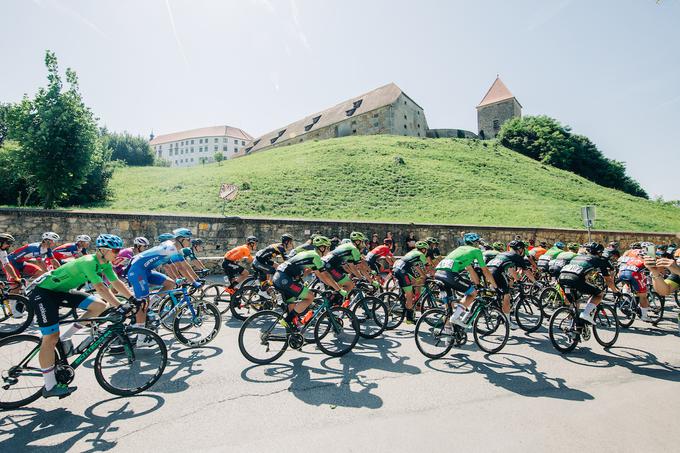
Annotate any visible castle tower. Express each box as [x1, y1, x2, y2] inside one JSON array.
[[476, 76, 521, 139]]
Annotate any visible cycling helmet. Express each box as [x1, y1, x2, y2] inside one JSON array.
[[463, 232, 481, 244], [191, 238, 204, 246], [584, 242, 604, 255], [415, 241, 429, 250], [42, 232, 60, 241], [173, 228, 192, 239], [157, 233, 175, 242], [567, 242, 580, 251], [554, 241, 565, 249], [349, 231, 366, 242], [508, 240, 526, 250], [133, 236, 150, 246], [492, 241, 505, 252], [630, 242, 641, 249], [95, 234, 124, 249], [640, 241, 655, 248], [0, 233, 15, 244], [313, 236, 331, 248], [246, 235, 258, 244], [340, 238, 352, 244], [281, 233, 294, 243], [75, 235, 91, 243], [426, 236, 439, 244]]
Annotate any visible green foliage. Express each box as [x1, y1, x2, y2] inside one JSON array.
[[497, 115, 648, 198], [0, 103, 11, 147], [213, 152, 224, 165], [0, 140, 38, 206], [456, 129, 465, 139], [155, 158, 171, 167], [72, 135, 679, 232], [65, 142, 114, 205], [6, 51, 103, 207], [100, 129, 154, 166]]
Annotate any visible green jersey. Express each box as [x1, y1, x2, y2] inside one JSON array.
[[394, 249, 427, 272], [37, 254, 118, 292], [437, 246, 486, 273], [278, 250, 324, 278]]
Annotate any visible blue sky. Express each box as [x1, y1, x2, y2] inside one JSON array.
[[2, 0, 679, 199]]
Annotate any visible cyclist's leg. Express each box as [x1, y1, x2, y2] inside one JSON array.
[[273, 272, 308, 327]]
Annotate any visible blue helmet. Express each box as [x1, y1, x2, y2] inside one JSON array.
[[95, 234, 124, 249], [463, 232, 481, 244], [555, 241, 565, 249], [173, 228, 192, 239], [157, 233, 175, 242]]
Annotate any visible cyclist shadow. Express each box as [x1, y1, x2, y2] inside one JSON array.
[[0, 394, 164, 452], [426, 352, 594, 401], [151, 346, 223, 394]]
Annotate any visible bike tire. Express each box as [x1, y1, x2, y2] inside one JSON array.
[[200, 284, 232, 315], [0, 334, 48, 409], [414, 308, 455, 359], [314, 306, 359, 357], [615, 294, 636, 328], [0, 295, 35, 338], [380, 291, 404, 330], [473, 306, 509, 354], [592, 304, 619, 348], [352, 296, 388, 339], [172, 301, 222, 347], [230, 286, 268, 321], [94, 327, 168, 396], [648, 292, 665, 326], [514, 295, 543, 333], [538, 286, 563, 317], [158, 294, 181, 331], [238, 310, 289, 364], [548, 307, 579, 354]]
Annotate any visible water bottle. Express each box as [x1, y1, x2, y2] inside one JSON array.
[[301, 310, 314, 324], [74, 335, 94, 354]]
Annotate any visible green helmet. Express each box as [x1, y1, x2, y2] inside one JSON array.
[[349, 231, 365, 242], [415, 241, 429, 250], [492, 241, 505, 251], [426, 236, 439, 244], [312, 236, 331, 248], [567, 242, 580, 251]]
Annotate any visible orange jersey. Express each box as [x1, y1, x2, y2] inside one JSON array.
[[622, 249, 642, 259], [529, 247, 547, 259], [224, 244, 253, 262]]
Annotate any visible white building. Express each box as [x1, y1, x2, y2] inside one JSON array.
[[150, 125, 253, 167]]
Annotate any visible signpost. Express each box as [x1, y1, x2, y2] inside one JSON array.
[[219, 183, 239, 216], [581, 205, 596, 242]]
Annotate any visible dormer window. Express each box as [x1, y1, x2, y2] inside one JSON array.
[[346, 99, 363, 117], [304, 115, 322, 132]]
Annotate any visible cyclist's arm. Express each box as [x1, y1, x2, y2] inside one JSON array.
[[465, 265, 481, 285], [109, 279, 133, 300], [93, 282, 124, 307], [314, 270, 341, 292], [176, 259, 199, 283], [481, 267, 497, 288]]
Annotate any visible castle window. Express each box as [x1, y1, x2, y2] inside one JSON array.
[[404, 115, 407, 120], [373, 122, 379, 127], [493, 119, 500, 130], [304, 115, 322, 131], [417, 124, 421, 128], [404, 125, 407, 129], [373, 113, 379, 118], [353, 99, 362, 109], [352, 129, 357, 134]]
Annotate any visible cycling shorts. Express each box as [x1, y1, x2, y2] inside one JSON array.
[[272, 271, 308, 302], [252, 259, 275, 281], [222, 260, 244, 279], [394, 268, 414, 292], [29, 287, 97, 335], [488, 267, 511, 295], [558, 272, 603, 296], [618, 270, 648, 294], [327, 266, 350, 285], [127, 264, 169, 299], [434, 270, 475, 296]]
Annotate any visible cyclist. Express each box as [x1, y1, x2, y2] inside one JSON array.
[[392, 240, 429, 324], [273, 236, 345, 329], [52, 235, 91, 263], [28, 234, 134, 399], [535, 241, 564, 275], [548, 242, 580, 278], [0, 233, 20, 286], [617, 246, 653, 322], [483, 241, 505, 263], [365, 238, 395, 274], [288, 235, 317, 258], [557, 242, 619, 324], [252, 234, 295, 299], [155, 233, 179, 279], [183, 238, 207, 272], [222, 236, 258, 288], [486, 240, 536, 327], [425, 237, 441, 268], [114, 236, 150, 280], [528, 241, 548, 263], [7, 232, 61, 278], [322, 231, 372, 294], [435, 232, 497, 328]]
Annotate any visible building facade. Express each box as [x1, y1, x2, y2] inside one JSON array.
[[242, 83, 428, 155], [150, 125, 253, 167], [476, 77, 522, 139]]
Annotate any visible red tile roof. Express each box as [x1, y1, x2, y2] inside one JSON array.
[[477, 77, 521, 108], [150, 125, 253, 145]]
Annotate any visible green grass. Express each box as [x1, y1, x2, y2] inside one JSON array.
[[81, 135, 679, 232]]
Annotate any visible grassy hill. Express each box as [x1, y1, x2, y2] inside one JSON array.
[[86, 135, 680, 232]]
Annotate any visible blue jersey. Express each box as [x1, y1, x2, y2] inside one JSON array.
[[128, 240, 184, 271], [8, 243, 53, 264]]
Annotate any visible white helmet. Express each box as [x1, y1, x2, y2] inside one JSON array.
[[75, 235, 91, 243], [133, 236, 150, 246], [42, 232, 60, 241]]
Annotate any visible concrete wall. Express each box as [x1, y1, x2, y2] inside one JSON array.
[[1, 209, 676, 258], [477, 99, 521, 139]]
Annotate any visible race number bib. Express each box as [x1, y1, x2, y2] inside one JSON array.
[[487, 258, 503, 268], [438, 259, 454, 269], [562, 264, 583, 274]]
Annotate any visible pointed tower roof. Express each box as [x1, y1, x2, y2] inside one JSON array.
[[477, 76, 521, 108]]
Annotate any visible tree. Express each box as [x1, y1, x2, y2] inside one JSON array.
[[498, 115, 648, 199], [0, 103, 11, 147], [7, 51, 103, 207], [213, 151, 224, 165], [101, 129, 155, 166], [0, 140, 38, 206]]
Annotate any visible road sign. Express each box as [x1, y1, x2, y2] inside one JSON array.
[[219, 183, 239, 201], [581, 205, 596, 241]]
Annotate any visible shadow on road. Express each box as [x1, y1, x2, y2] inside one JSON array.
[[151, 345, 224, 394], [0, 394, 164, 452]]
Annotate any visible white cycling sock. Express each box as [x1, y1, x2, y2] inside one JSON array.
[[42, 366, 57, 390], [640, 307, 649, 317], [61, 323, 83, 341], [452, 304, 465, 320], [582, 302, 596, 318]]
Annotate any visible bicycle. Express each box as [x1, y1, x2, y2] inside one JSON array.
[[0, 281, 34, 338], [609, 290, 663, 328], [506, 282, 544, 333], [380, 278, 441, 330], [548, 287, 619, 353], [238, 289, 359, 364], [414, 288, 509, 358], [344, 279, 388, 339], [0, 306, 167, 409]]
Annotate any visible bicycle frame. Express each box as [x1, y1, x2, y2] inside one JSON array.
[[151, 286, 198, 323]]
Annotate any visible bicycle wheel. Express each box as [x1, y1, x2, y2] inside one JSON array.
[[158, 294, 181, 331], [314, 306, 359, 357], [380, 291, 404, 330], [414, 308, 455, 359], [514, 295, 543, 333], [592, 304, 619, 348], [95, 327, 167, 396], [200, 284, 232, 315], [352, 296, 388, 339], [473, 306, 509, 354], [230, 286, 268, 321], [238, 310, 288, 364], [0, 334, 46, 409], [172, 301, 222, 347], [648, 292, 665, 326], [615, 294, 635, 328], [0, 295, 34, 338], [538, 287, 563, 316], [548, 307, 579, 353]]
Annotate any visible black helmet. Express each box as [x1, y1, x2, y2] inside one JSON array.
[[191, 238, 204, 246], [584, 242, 604, 255], [508, 240, 526, 250], [281, 233, 293, 243], [246, 236, 258, 244]]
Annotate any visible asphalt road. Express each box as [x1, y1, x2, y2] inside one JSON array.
[[1, 301, 679, 453]]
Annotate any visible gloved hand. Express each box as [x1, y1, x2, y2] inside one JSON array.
[[116, 303, 132, 315], [371, 280, 381, 289], [339, 289, 348, 298], [191, 280, 203, 289], [175, 278, 185, 286]]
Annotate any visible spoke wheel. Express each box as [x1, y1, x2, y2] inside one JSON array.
[[592, 304, 619, 348], [0, 295, 34, 338], [473, 306, 509, 354], [172, 302, 222, 347], [615, 294, 636, 328], [230, 287, 268, 321], [538, 286, 564, 317], [314, 307, 359, 357], [0, 334, 46, 409], [380, 291, 404, 330], [200, 284, 232, 315], [548, 307, 580, 353], [647, 292, 665, 326], [414, 308, 455, 359], [352, 296, 388, 339], [514, 295, 543, 333], [238, 310, 288, 364]]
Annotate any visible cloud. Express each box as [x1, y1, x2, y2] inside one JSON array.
[[290, 0, 310, 49], [527, 0, 572, 31], [251, 0, 276, 14], [33, 0, 109, 40], [165, 0, 189, 66]]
